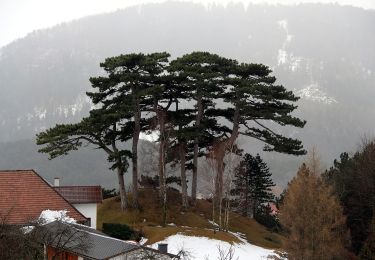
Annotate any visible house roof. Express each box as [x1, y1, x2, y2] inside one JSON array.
[[45, 221, 177, 260], [54, 186, 102, 204], [0, 170, 87, 225]]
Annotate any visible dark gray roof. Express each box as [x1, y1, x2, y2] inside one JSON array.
[[44, 221, 139, 260]]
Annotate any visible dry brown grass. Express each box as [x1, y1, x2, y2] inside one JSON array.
[[97, 188, 283, 249]]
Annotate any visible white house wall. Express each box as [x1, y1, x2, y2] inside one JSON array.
[[73, 203, 97, 229]]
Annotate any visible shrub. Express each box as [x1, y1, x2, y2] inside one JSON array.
[[102, 223, 143, 241], [254, 204, 281, 233]]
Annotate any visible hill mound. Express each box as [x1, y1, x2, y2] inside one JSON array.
[[97, 188, 283, 249]]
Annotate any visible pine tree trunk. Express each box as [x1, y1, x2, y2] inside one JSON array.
[[192, 95, 203, 204], [252, 200, 256, 219], [158, 110, 167, 226], [180, 143, 188, 210], [215, 106, 240, 228], [244, 173, 249, 217], [216, 153, 224, 230], [117, 166, 128, 211], [111, 130, 128, 211], [132, 93, 140, 208]]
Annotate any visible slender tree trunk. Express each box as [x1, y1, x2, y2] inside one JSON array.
[[244, 177, 249, 217], [224, 194, 230, 231], [158, 110, 167, 226], [216, 153, 224, 230], [192, 94, 203, 204], [132, 91, 141, 208], [212, 167, 216, 229], [212, 192, 216, 226], [219, 193, 223, 231], [180, 143, 188, 210]]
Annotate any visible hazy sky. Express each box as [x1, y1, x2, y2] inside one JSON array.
[[1, 0, 374, 48]]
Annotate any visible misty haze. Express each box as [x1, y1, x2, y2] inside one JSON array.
[[0, 1, 374, 259]]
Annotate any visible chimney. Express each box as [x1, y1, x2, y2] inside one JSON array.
[[54, 177, 60, 187], [158, 243, 168, 254]]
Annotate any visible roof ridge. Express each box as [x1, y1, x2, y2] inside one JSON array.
[[62, 221, 139, 245], [55, 185, 102, 188], [0, 169, 36, 173]]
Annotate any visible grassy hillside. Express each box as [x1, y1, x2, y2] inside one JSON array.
[[98, 188, 283, 249]]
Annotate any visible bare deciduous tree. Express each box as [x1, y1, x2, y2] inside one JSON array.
[[37, 221, 92, 260], [203, 245, 238, 260], [201, 150, 219, 228]]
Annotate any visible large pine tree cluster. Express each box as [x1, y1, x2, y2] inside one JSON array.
[[36, 51, 305, 226]]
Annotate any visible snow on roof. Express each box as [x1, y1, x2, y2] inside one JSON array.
[[39, 209, 77, 224]]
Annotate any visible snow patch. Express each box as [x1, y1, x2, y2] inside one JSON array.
[[151, 234, 277, 260], [277, 19, 293, 66], [53, 94, 92, 118], [277, 19, 288, 31], [277, 49, 287, 65], [296, 84, 338, 104], [21, 226, 35, 234], [140, 130, 159, 142], [276, 18, 303, 71], [290, 57, 302, 72], [139, 237, 148, 245], [34, 107, 47, 120]]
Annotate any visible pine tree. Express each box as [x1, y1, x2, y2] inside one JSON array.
[[231, 153, 275, 218], [251, 154, 275, 214], [168, 104, 195, 209], [37, 108, 132, 210], [165, 68, 196, 209], [211, 61, 306, 222], [279, 164, 348, 260], [37, 52, 169, 210], [87, 52, 170, 208], [169, 52, 233, 205], [323, 140, 375, 255]]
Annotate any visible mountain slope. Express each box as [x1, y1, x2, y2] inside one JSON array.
[[0, 2, 374, 185]]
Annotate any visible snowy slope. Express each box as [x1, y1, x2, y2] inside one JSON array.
[[151, 234, 278, 260]]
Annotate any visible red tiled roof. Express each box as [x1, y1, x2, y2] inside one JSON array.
[[0, 170, 87, 225], [54, 186, 102, 204]]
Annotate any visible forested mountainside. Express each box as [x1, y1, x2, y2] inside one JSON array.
[[0, 2, 374, 186]]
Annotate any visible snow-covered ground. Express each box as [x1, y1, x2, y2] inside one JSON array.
[[151, 233, 277, 260]]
